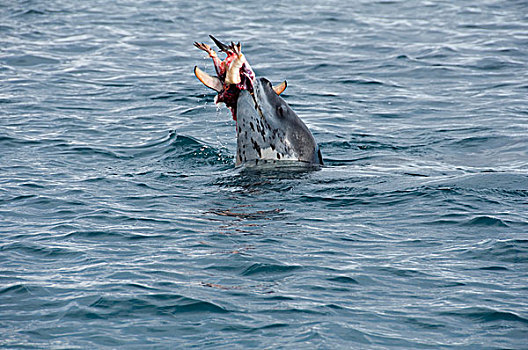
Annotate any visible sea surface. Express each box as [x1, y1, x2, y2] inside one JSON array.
[[1, 0, 527, 348]]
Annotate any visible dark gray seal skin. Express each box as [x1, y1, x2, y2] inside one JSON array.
[[235, 77, 323, 167]]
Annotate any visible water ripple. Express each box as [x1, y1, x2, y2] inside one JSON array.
[[1, 0, 527, 348]]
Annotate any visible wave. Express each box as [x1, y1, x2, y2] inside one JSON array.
[[1, 241, 83, 259], [441, 306, 528, 324], [241, 262, 301, 276], [88, 295, 229, 316], [461, 215, 509, 227], [161, 133, 232, 166], [458, 239, 528, 264]]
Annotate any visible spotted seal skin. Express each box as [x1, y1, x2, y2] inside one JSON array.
[[236, 78, 323, 166]]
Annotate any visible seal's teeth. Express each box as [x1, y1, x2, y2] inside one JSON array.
[[194, 66, 223, 92]]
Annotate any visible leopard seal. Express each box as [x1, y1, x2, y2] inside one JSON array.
[[194, 35, 323, 167]]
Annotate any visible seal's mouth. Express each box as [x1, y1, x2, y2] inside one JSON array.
[[194, 35, 287, 121]]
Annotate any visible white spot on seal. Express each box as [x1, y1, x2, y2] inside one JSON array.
[[260, 147, 297, 161]]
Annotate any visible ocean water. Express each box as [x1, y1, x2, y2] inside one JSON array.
[[1, 0, 528, 348]]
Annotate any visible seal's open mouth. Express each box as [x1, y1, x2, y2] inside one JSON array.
[[194, 35, 286, 121]]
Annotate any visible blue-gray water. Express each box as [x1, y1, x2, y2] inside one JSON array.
[[1, 0, 527, 348]]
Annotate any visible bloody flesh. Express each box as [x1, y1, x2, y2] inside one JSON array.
[[194, 36, 255, 121]]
